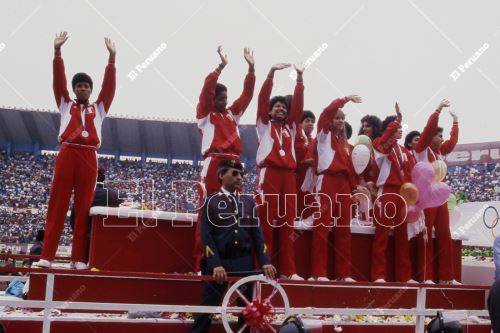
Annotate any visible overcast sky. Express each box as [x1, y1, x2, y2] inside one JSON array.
[[1, 0, 499, 144]]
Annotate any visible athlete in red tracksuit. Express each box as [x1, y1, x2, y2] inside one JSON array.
[[412, 107, 459, 283], [371, 108, 416, 282], [309, 95, 362, 281], [256, 63, 304, 279], [36, 32, 116, 269], [404, 99, 451, 283], [193, 47, 256, 271], [358, 115, 383, 222], [294, 111, 316, 220]]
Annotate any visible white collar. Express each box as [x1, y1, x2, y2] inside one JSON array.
[[221, 187, 237, 197]]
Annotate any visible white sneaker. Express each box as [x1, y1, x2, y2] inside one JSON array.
[[340, 277, 356, 282], [280, 274, 304, 280], [406, 279, 418, 284], [424, 280, 435, 285], [374, 278, 386, 283], [439, 279, 461, 285], [70, 262, 89, 270], [317, 277, 330, 282], [33, 259, 52, 268], [307, 277, 316, 281]]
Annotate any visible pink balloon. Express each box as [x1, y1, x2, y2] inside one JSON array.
[[401, 205, 422, 224], [417, 183, 451, 209], [412, 162, 435, 188]]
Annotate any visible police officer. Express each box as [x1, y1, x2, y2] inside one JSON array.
[[191, 159, 277, 333]]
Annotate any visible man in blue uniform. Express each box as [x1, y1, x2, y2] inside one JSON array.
[[191, 159, 277, 333]]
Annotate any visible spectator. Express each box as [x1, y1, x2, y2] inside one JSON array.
[[2, 150, 498, 246]]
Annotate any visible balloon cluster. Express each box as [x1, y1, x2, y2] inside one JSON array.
[[400, 161, 451, 223], [241, 298, 274, 330]]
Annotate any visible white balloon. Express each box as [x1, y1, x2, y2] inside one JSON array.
[[351, 144, 371, 175], [353, 135, 373, 150]]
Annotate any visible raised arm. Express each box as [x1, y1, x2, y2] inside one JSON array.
[[53, 31, 71, 108], [287, 63, 304, 126], [227, 48, 256, 119], [256, 63, 290, 124], [414, 99, 449, 153], [317, 95, 361, 134], [96, 37, 116, 113], [374, 118, 400, 154], [196, 46, 227, 119], [440, 110, 459, 155]]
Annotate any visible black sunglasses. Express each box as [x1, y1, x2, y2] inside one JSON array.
[[231, 170, 244, 177]]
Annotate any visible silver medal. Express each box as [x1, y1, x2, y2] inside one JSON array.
[[279, 149, 285, 157], [81, 130, 89, 138]]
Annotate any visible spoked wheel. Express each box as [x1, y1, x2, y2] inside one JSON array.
[[221, 275, 290, 333]]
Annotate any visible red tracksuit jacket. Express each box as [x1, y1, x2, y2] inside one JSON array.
[[373, 119, 414, 190], [53, 55, 115, 148], [256, 77, 304, 170], [314, 97, 356, 187], [196, 68, 255, 158], [295, 126, 314, 174], [414, 120, 459, 163]]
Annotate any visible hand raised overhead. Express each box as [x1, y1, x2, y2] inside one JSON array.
[[395, 102, 402, 121], [54, 31, 69, 49], [243, 47, 255, 68], [271, 63, 291, 71], [217, 46, 228, 68], [436, 99, 450, 112], [104, 37, 116, 55], [346, 95, 363, 103]]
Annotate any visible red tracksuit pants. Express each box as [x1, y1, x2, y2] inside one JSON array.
[[256, 166, 297, 276], [371, 186, 412, 282], [418, 203, 454, 281], [310, 173, 353, 279], [41, 144, 97, 263], [193, 154, 239, 271], [296, 167, 316, 220]]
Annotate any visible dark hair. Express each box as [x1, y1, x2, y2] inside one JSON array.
[[358, 115, 383, 138], [215, 83, 227, 97], [404, 130, 420, 150], [72, 73, 93, 90], [270, 96, 287, 112], [301, 110, 315, 122], [382, 115, 398, 132], [345, 121, 353, 140], [217, 159, 243, 181], [35, 230, 45, 242]]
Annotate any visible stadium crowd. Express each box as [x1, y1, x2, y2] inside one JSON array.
[[447, 163, 500, 202], [0, 151, 498, 246]]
